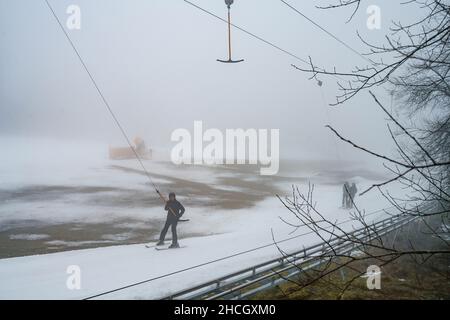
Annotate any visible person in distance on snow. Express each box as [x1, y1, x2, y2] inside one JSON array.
[[342, 181, 351, 208], [156, 192, 185, 248]]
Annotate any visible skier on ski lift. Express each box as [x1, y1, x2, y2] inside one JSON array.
[[157, 192, 185, 248]]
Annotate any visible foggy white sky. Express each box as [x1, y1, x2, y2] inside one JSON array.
[[0, 0, 424, 160]]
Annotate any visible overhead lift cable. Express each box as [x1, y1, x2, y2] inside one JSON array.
[[43, 0, 179, 216], [183, 0, 346, 82], [279, 0, 372, 64], [184, 0, 310, 65]]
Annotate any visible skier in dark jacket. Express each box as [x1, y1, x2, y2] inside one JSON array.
[[156, 192, 185, 248]]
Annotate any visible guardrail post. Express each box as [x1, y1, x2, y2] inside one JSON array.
[[337, 257, 346, 281]]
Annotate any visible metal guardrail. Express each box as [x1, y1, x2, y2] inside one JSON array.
[[162, 214, 416, 300]]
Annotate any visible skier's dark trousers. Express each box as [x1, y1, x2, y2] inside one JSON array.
[[157, 192, 185, 248]]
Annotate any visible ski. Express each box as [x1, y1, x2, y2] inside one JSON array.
[[155, 245, 186, 251]]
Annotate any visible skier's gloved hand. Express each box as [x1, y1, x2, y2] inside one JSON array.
[[179, 203, 185, 217]]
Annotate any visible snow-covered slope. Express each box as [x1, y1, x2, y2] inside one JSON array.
[[0, 136, 402, 299], [0, 194, 396, 300]]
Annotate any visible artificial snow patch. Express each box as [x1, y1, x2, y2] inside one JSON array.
[[101, 233, 134, 241], [45, 240, 114, 247], [9, 234, 50, 241]]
